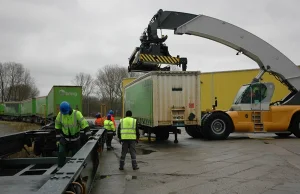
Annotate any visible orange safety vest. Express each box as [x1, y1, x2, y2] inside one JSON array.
[[95, 118, 104, 127]]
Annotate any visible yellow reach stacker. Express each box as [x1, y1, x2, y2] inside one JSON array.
[[128, 9, 300, 140]]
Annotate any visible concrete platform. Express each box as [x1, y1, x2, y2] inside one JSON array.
[[90, 128, 300, 194]]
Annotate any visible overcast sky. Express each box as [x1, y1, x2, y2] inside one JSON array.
[[0, 0, 299, 96]]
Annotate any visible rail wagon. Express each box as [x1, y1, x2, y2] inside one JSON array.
[[20, 98, 36, 122], [3, 101, 21, 121]]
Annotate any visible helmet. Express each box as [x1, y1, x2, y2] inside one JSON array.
[[107, 114, 111, 120], [60, 101, 70, 115], [95, 112, 101, 118], [108, 110, 114, 115]]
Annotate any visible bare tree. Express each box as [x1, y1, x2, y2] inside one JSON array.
[[95, 65, 130, 112], [0, 62, 40, 101], [72, 72, 95, 97], [72, 72, 95, 116]]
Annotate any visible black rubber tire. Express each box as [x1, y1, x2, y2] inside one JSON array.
[[202, 112, 232, 140], [185, 126, 203, 138], [200, 112, 212, 139], [290, 114, 300, 138], [156, 130, 169, 141], [275, 132, 292, 138]]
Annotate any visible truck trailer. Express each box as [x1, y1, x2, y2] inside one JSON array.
[[124, 71, 201, 143]]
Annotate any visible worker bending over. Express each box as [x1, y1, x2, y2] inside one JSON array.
[[118, 110, 140, 170], [104, 114, 116, 150], [55, 101, 90, 169], [94, 112, 104, 127]]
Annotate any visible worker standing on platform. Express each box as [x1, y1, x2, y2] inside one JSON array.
[[55, 101, 90, 169], [118, 110, 140, 170], [94, 112, 104, 127], [108, 110, 116, 128], [104, 114, 116, 150]]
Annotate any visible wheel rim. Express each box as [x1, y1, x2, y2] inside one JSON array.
[[211, 119, 226, 135]]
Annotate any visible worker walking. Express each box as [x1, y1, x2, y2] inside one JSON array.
[[94, 112, 104, 127], [55, 101, 90, 169], [117, 110, 140, 170], [104, 114, 116, 150]]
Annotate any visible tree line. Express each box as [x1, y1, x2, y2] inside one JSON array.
[[0, 62, 39, 102]]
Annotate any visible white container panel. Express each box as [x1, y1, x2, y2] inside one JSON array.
[[153, 71, 201, 126]]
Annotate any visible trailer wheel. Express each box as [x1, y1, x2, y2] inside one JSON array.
[[202, 112, 232, 140], [156, 129, 169, 141], [185, 126, 203, 138], [275, 132, 292, 138], [290, 113, 300, 138]]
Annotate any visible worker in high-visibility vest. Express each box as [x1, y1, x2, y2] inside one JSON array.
[[117, 110, 140, 170], [108, 110, 116, 128], [55, 101, 90, 169], [104, 114, 116, 150]]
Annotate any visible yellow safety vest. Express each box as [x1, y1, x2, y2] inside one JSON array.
[[120, 117, 137, 140], [104, 120, 115, 133], [55, 110, 89, 141]]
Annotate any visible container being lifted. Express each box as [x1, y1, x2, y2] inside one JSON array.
[[123, 71, 201, 143]]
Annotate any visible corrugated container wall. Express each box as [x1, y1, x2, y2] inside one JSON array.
[[21, 98, 36, 116], [153, 72, 201, 126], [121, 78, 136, 118], [36, 96, 47, 118], [47, 86, 82, 118], [4, 102, 21, 116], [200, 68, 290, 111]]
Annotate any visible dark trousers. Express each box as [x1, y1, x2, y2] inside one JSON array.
[[106, 134, 113, 148], [58, 139, 81, 168], [120, 141, 138, 167]]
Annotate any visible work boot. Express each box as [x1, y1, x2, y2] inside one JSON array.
[[132, 161, 139, 170], [119, 161, 124, 170], [133, 166, 139, 170]]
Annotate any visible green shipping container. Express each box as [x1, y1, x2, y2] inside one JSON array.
[[47, 86, 82, 118], [0, 103, 4, 115], [36, 96, 47, 118], [4, 102, 21, 116], [21, 98, 36, 116]]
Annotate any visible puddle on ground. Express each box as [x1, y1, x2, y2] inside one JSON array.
[[95, 175, 110, 180], [136, 148, 156, 155]]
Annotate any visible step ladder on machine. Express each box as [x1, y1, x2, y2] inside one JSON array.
[[252, 111, 264, 132]]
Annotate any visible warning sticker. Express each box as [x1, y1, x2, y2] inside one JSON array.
[[189, 103, 194, 108]]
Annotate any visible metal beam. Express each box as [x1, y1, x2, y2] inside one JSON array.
[[38, 128, 106, 194]]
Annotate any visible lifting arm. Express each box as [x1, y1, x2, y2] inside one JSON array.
[[143, 9, 300, 93]]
